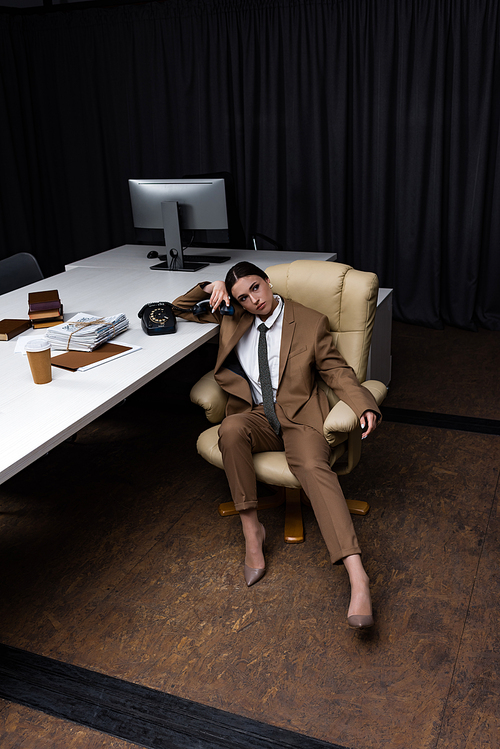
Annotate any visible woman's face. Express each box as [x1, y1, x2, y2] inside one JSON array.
[[231, 274, 277, 321]]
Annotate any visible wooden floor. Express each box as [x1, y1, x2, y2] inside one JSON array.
[[1, 322, 499, 749]]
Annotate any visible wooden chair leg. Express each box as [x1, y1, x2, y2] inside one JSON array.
[[218, 488, 303, 543], [218, 501, 238, 517], [346, 499, 370, 516], [218, 490, 367, 540], [300, 492, 370, 517], [218, 488, 286, 517], [284, 487, 304, 543]]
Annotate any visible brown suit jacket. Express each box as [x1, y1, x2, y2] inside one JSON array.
[[173, 283, 381, 433]]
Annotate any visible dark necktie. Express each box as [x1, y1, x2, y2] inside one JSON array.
[[258, 323, 281, 435]]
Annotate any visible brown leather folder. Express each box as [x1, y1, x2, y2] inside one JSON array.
[[51, 343, 132, 371]]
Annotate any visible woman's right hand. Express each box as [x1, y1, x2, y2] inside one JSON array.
[[206, 280, 231, 312]]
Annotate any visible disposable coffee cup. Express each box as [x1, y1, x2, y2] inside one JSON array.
[[25, 339, 52, 384]]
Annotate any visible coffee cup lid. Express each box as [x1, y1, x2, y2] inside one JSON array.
[[25, 339, 51, 352]]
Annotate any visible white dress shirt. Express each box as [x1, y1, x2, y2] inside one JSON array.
[[235, 295, 284, 405]]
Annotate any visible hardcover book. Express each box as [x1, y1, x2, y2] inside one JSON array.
[[28, 290, 61, 312], [0, 319, 31, 341], [29, 305, 63, 322], [32, 316, 64, 329]]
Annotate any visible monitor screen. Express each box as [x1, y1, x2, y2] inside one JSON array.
[[128, 178, 229, 246]]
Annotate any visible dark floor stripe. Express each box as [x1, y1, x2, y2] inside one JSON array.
[[0, 643, 349, 749], [381, 407, 500, 435]]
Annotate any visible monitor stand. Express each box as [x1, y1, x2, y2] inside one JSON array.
[[183, 253, 231, 264], [150, 258, 208, 272], [150, 201, 209, 272]]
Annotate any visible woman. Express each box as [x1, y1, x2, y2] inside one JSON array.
[[173, 262, 380, 629]]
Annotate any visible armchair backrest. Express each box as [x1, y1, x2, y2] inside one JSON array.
[[265, 260, 379, 383]]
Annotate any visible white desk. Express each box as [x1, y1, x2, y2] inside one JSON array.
[[65, 244, 337, 274], [66, 246, 392, 383], [1, 248, 336, 485]]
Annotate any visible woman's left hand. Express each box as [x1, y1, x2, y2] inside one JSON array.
[[360, 410, 378, 439], [209, 281, 231, 312]]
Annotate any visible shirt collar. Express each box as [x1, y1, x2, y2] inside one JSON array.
[[253, 295, 283, 330]]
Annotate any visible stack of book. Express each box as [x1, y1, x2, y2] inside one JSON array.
[[46, 312, 129, 351], [28, 290, 63, 328]]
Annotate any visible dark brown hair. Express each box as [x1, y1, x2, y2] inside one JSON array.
[[224, 262, 269, 304]]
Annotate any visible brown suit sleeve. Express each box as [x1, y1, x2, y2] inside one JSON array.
[[313, 314, 382, 421], [172, 283, 222, 324]]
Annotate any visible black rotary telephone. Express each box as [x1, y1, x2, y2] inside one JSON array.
[[138, 302, 177, 335], [138, 298, 234, 336]]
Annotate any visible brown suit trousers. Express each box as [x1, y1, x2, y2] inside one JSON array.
[[218, 405, 361, 564]]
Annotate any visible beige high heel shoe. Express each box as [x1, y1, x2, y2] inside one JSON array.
[[244, 525, 266, 587], [347, 614, 374, 629]]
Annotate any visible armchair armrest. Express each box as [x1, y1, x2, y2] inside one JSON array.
[[361, 379, 388, 406], [190, 370, 228, 424], [322, 380, 387, 447], [323, 401, 358, 446]]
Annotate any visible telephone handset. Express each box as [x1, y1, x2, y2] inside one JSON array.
[[138, 302, 177, 335], [191, 299, 234, 316]]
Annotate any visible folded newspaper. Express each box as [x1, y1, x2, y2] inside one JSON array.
[[45, 312, 129, 351]]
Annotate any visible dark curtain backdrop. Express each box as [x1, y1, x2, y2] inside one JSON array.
[[0, 0, 499, 329]]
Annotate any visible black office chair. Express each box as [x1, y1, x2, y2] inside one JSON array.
[[250, 232, 284, 251], [0, 253, 44, 295]]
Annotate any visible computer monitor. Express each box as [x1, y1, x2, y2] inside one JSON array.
[[128, 178, 230, 271]]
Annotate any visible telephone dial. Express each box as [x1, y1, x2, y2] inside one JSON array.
[[138, 302, 177, 335]]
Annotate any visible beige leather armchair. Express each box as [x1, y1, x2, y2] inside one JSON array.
[[190, 260, 388, 543]]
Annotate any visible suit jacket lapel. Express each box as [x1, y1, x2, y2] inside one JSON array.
[[215, 312, 253, 375], [212, 312, 254, 407]]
